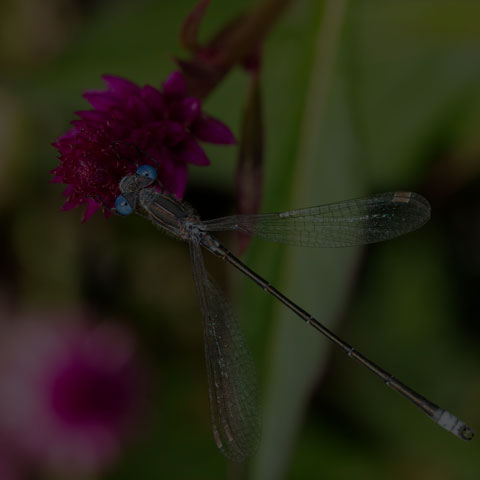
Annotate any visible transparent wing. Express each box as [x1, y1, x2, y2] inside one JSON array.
[[189, 241, 260, 462], [203, 191, 431, 247]]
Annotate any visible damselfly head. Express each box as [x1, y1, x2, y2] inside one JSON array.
[[119, 168, 156, 195], [115, 194, 134, 215], [136, 164, 157, 181], [116, 165, 158, 215]]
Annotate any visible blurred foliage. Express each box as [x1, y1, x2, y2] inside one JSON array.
[[1, 0, 480, 479]]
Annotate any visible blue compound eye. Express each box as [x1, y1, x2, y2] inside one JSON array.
[[115, 195, 134, 215], [136, 164, 157, 181]]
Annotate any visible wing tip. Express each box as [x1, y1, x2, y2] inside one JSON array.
[[392, 191, 431, 223]]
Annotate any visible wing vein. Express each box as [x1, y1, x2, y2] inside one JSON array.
[[203, 192, 431, 247], [189, 241, 260, 462]]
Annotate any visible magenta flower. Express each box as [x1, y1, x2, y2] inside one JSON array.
[[0, 437, 22, 480], [0, 314, 147, 475], [52, 71, 235, 221]]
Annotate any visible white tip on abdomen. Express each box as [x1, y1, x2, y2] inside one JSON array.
[[433, 409, 475, 440]]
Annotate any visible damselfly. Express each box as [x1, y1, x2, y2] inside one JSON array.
[[115, 164, 474, 461]]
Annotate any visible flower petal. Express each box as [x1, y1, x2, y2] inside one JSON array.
[[127, 95, 155, 123], [102, 75, 140, 97], [61, 197, 82, 211], [75, 110, 110, 122], [63, 184, 74, 196], [55, 129, 78, 144], [83, 92, 119, 111], [50, 166, 64, 183], [163, 71, 187, 97], [192, 115, 236, 144], [173, 97, 201, 125], [50, 174, 63, 184], [82, 198, 102, 222], [164, 122, 187, 146], [146, 144, 171, 169], [176, 138, 210, 166], [72, 119, 101, 130], [129, 121, 168, 150], [141, 85, 165, 114], [168, 163, 188, 198]]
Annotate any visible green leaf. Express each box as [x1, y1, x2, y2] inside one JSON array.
[[240, 0, 480, 478], [236, 1, 368, 478]]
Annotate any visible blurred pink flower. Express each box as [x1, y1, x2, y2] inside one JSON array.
[[51, 71, 235, 221], [0, 314, 146, 475], [0, 437, 23, 480]]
